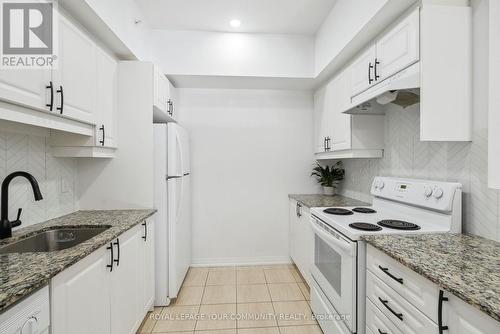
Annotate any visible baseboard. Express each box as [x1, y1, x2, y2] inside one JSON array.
[[191, 256, 292, 267]]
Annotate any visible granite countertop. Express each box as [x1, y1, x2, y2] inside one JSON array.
[[363, 234, 500, 322], [288, 194, 370, 208], [0, 209, 156, 313]]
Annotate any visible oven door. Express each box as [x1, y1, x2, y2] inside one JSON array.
[[310, 215, 357, 332]]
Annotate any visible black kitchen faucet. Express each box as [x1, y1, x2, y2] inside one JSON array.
[[0, 171, 43, 239]]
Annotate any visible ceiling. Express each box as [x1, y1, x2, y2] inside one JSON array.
[[135, 0, 337, 35]]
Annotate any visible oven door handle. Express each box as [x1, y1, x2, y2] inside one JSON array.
[[311, 219, 354, 256]]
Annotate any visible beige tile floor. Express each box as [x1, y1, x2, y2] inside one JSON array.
[[137, 264, 323, 334]]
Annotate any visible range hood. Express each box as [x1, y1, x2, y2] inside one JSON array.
[[344, 62, 420, 115]]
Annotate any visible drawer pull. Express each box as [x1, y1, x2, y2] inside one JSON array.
[[379, 265, 404, 284], [378, 330, 387, 334], [379, 297, 403, 321], [438, 290, 449, 333]]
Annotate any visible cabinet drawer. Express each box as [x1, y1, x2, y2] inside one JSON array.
[[367, 245, 439, 322], [366, 298, 403, 334], [366, 270, 437, 334]]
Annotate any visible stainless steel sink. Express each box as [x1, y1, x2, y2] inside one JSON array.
[[0, 227, 111, 254]]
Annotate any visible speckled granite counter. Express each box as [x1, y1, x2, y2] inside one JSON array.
[[288, 194, 370, 208], [363, 234, 500, 322], [0, 210, 156, 313]]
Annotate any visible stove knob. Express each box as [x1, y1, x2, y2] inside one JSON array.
[[433, 187, 444, 199], [379, 181, 385, 190], [424, 186, 433, 198]]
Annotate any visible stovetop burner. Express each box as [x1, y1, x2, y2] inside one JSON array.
[[352, 207, 377, 214], [323, 208, 353, 215], [377, 220, 421, 230], [349, 223, 382, 231]]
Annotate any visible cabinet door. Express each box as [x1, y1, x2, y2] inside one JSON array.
[[168, 80, 177, 120], [54, 14, 96, 123], [313, 87, 327, 154], [296, 206, 312, 285], [326, 70, 352, 152], [350, 45, 376, 97], [445, 294, 500, 334], [51, 246, 111, 334], [110, 228, 140, 334], [289, 200, 300, 264], [95, 48, 118, 148], [139, 219, 156, 314], [376, 9, 419, 82], [154, 67, 169, 113], [0, 68, 51, 111]]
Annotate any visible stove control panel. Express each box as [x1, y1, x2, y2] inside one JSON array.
[[371, 177, 462, 212]]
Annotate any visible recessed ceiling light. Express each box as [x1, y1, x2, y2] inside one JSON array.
[[230, 19, 241, 28]]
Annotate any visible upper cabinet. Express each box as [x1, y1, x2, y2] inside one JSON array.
[[154, 67, 178, 123], [314, 69, 384, 159], [350, 9, 420, 99], [55, 15, 97, 123], [375, 9, 420, 84], [345, 4, 472, 142], [95, 48, 118, 149], [49, 12, 119, 158]]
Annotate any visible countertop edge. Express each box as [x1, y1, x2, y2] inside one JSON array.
[[363, 237, 500, 323], [0, 209, 156, 313]]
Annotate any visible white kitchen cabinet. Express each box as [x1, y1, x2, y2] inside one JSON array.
[[350, 10, 419, 99], [54, 14, 97, 124], [366, 245, 500, 334], [139, 218, 156, 314], [313, 87, 328, 154], [328, 69, 352, 152], [375, 9, 419, 82], [49, 15, 119, 157], [110, 228, 140, 334], [52, 220, 156, 334], [0, 69, 51, 112], [314, 69, 385, 159], [154, 66, 169, 113], [153, 66, 177, 123], [95, 47, 118, 148], [350, 8, 419, 99], [289, 199, 313, 285], [350, 45, 377, 97], [51, 245, 111, 334], [444, 293, 500, 334], [420, 4, 472, 141]]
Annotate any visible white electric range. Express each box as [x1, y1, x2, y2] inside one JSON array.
[[309, 177, 462, 334]]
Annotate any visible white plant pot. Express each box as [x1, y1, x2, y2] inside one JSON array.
[[323, 186, 335, 196]]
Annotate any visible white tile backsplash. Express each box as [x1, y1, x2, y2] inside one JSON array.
[[0, 130, 77, 229], [338, 104, 500, 242]]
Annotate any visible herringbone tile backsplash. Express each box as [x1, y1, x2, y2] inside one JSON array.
[[338, 104, 500, 242], [0, 130, 77, 229]]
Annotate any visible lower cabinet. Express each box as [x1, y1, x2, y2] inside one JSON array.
[[366, 245, 500, 334], [110, 227, 140, 334], [289, 199, 313, 285], [51, 218, 155, 334]]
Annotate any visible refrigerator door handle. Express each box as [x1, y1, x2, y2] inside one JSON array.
[[167, 175, 183, 180]]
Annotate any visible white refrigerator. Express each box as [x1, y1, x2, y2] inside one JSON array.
[[154, 123, 191, 306]]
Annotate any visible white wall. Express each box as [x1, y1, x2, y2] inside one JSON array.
[[338, 0, 500, 241], [177, 89, 316, 265], [314, 0, 388, 75], [151, 30, 315, 78], [0, 123, 77, 229], [85, 0, 153, 60]]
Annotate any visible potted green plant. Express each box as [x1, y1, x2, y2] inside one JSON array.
[[311, 161, 345, 195]]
